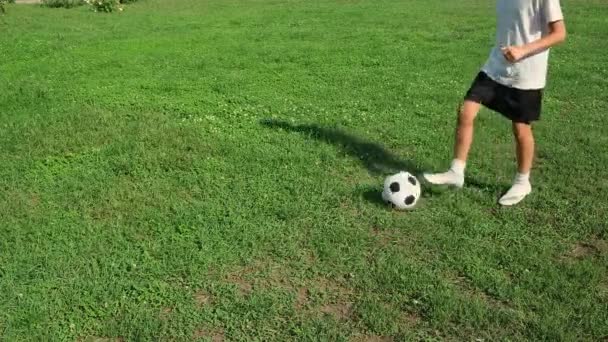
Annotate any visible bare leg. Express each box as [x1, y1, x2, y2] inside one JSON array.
[[512, 122, 535, 173], [454, 100, 482, 162], [498, 121, 534, 206], [423, 100, 482, 187]]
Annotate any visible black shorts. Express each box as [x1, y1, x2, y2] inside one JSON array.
[[464, 72, 543, 124]]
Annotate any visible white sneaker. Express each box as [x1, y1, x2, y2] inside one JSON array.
[[498, 181, 532, 206], [423, 169, 465, 188]]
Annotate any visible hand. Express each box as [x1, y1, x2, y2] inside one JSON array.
[[501, 45, 528, 63]]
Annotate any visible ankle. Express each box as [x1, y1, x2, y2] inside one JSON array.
[[450, 159, 466, 175], [515, 172, 530, 184]]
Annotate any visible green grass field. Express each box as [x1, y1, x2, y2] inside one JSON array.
[[1, 0, 607, 340]]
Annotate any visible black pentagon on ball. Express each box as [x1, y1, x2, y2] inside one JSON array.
[[404, 195, 416, 206], [389, 182, 400, 193], [408, 176, 417, 186]]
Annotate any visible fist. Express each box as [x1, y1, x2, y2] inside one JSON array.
[[501, 45, 528, 63]]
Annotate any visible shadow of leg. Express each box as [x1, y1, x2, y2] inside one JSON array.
[[260, 118, 420, 176]]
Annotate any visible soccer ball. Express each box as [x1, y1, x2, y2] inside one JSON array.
[[382, 171, 421, 210]]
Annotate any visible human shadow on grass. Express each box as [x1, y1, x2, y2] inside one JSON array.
[[360, 186, 390, 209], [261, 119, 429, 207], [260, 119, 420, 176]]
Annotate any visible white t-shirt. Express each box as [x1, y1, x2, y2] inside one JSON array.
[[482, 0, 564, 90]]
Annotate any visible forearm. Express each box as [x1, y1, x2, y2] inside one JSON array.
[[524, 21, 567, 56]]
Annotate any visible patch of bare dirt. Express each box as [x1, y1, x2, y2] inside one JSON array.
[[320, 302, 353, 320], [193, 328, 224, 342], [194, 290, 212, 307], [226, 273, 253, 296], [159, 307, 173, 320], [295, 287, 309, 310], [350, 335, 393, 342], [400, 311, 422, 327], [569, 238, 608, 259], [78, 338, 124, 342]]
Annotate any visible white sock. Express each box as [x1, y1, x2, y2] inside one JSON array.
[[499, 172, 532, 206], [423, 159, 466, 188], [450, 159, 466, 175]]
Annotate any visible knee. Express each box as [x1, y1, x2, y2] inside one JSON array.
[[457, 104, 475, 126], [513, 123, 534, 142]]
